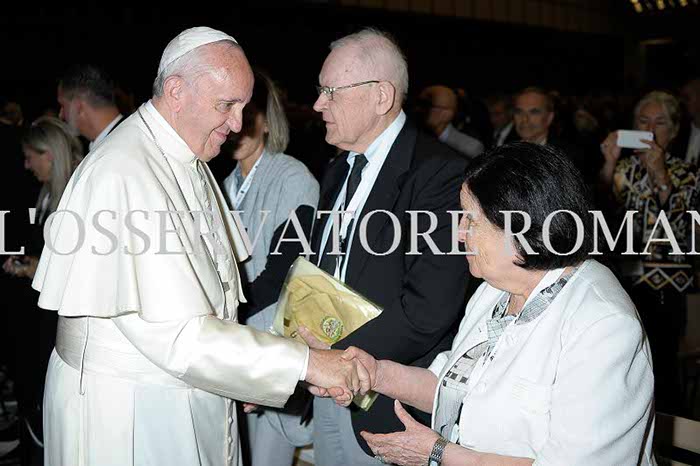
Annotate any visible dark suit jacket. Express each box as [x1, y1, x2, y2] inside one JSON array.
[[311, 121, 470, 454]]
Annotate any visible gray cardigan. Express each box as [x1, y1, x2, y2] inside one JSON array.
[[223, 149, 320, 331]]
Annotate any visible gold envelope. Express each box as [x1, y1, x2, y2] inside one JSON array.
[[273, 257, 382, 410]]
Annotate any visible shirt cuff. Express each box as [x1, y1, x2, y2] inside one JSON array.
[[299, 346, 310, 381]]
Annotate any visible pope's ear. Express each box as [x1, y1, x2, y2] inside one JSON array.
[[163, 75, 187, 111], [376, 81, 396, 116]]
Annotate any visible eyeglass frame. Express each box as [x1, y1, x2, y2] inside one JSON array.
[[316, 80, 381, 101]]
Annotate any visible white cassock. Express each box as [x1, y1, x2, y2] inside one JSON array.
[[32, 101, 308, 466]]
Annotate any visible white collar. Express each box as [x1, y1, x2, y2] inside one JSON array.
[[142, 100, 197, 165], [90, 114, 123, 149], [347, 110, 406, 166]]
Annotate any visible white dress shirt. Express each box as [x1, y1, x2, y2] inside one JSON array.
[[88, 113, 123, 151], [317, 110, 406, 281], [494, 121, 514, 147]]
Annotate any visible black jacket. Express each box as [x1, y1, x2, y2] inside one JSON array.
[[311, 121, 471, 454]]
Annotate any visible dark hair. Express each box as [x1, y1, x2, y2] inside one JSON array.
[[463, 142, 593, 270], [484, 93, 512, 110], [59, 64, 115, 108], [514, 86, 554, 112]]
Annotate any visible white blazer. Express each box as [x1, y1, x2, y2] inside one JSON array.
[[429, 260, 656, 465]]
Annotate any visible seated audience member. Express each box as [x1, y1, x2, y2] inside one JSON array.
[[2, 116, 83, 460], [312, 142, 655, 466], [222, 70, 320, 466], [484, 93, 517, 148], [677, 76, 700, 166], [513, 86, 590, 182], [599, 90, 699, 414], [416, 85, 484, 159]]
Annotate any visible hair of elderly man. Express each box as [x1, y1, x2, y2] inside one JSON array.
[[152, 39, 241, 98], [463, 141, 593, 270], [329, 27, 409, 103], [59, 64, 116, 109], [633, 90, 681, 141], [514, 86, 554, 113], [245, 69, 290, 154], [22, 116, 84, 213]]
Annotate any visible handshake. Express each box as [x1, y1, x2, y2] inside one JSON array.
[[299, 326, 379, 406]]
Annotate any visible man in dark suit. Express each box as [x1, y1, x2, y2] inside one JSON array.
[[307, 28, 470, 465], [513, 86, 593, 183], [485, 93, 519, 148]]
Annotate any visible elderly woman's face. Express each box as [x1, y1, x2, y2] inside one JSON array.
[[458, 186, 520, 283], [635, 101, 674, 150]]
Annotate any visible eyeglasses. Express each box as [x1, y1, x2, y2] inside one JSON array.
[[316, 80, 380, 101]]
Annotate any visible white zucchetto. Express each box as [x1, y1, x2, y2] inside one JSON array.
[[158, 26, 238, 74]]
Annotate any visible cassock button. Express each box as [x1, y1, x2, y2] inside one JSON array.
[[228, 416, 233, 423]]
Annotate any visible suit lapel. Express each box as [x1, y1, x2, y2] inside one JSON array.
[[344, 123, 416, 286], [311, 154, 350, 253]]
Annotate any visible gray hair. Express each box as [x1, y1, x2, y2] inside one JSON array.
[[22, 117, 83, 213], [633, 90, 681, 140], [330, 28, 408, 102], [152, 40, 239, 97]]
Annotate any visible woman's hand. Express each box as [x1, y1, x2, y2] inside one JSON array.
[[2, 256, 38, 279], [360, 400, 439, 466], [636, 139, 669, 185], [600, 131, 622, 166]]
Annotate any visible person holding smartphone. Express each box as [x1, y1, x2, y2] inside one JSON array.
[[1, 116, 83, 461], [598, 90, 699, 415]]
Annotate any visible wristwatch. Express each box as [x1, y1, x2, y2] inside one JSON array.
[[428, 436, 449, 466]]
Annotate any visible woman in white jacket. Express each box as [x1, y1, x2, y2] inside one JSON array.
[[310, 142, 656, 466]]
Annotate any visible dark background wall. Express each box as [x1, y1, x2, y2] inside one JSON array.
[[2, 3, 627, 121]]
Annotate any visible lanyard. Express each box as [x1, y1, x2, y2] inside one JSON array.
[[231, 152, 264, 209]]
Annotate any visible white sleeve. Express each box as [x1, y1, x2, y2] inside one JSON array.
[[113, 313, 309, 407], [533, 313, 655, 465]]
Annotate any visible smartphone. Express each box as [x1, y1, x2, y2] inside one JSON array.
[[617, 130, 653, 149]]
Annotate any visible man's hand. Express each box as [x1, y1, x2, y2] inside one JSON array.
[[304, 348, 371, 401], [299, 326, 372, 404]]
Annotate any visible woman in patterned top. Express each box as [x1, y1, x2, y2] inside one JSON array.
[[304, 143, 655, 466], [599, 90, 698, 414]]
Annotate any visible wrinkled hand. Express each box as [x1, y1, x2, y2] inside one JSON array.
[[299, 327, 371, 402], [298, 326, 335, 397], [327, 346, 379, 406], [304, 348, 371, 402], [636, 139, 668, 182], [600, 131, 622, 166], [361, 400, 439, 466]]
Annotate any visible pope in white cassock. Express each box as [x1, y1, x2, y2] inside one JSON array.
[[32, 27, 366, 466]]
